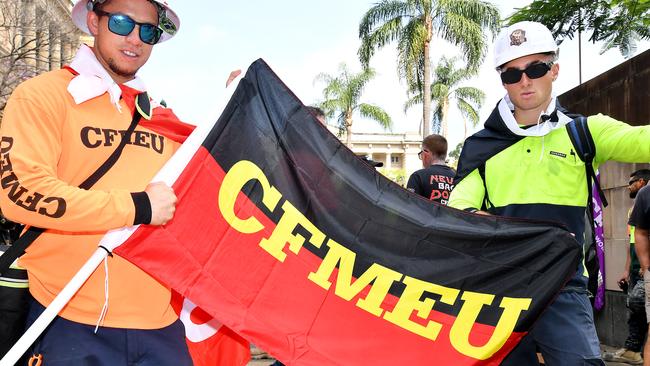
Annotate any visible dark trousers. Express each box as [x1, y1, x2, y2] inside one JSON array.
[[24, 299, 192, 366], [625, 272, 648, 352], [500, 290, 604, 366]]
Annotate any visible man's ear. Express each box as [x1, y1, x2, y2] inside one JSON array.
[[551, 63, 560, 81], [87, 9, 100, 36]]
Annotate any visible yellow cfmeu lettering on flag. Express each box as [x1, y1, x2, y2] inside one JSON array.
[[218, 160, 282, 233], [218, 160, 533, 360], [259, 201, 326, 261], [308, 239, 402, 316], [383, 276, 460, 341], [449, 293, 532, 360]]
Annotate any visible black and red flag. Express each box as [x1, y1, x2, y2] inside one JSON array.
[[114, 60, 581, 365]]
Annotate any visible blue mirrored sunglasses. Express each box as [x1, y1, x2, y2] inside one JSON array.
[[95, 10, 162, 45]]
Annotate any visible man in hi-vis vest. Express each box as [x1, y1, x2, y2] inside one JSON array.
[[450, 21, 650, 365]]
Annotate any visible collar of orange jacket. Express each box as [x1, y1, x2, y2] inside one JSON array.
[[64, 65, 195, 144]]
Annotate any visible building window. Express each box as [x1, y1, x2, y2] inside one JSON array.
[[391, 155, 400, 164]]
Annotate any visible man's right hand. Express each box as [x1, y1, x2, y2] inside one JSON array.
[[618, 270, 630, 284], [145, 182, 177, 226]]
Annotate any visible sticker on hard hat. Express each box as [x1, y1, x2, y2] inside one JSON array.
[[510, 30, 527, 46]]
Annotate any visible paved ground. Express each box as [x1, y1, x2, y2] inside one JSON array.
[[248, 345, 277, 366], [602, 344, 641, 366], [245, 345, 638, 365], [248, 360, 275, 366]]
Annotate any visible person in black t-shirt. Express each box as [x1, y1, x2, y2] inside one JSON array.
[[630, 182, 650, 363], [604, 169, 650, 364], [406, 134, 456, 204]]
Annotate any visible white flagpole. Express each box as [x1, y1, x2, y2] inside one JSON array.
[[0, 72, 242, 366], [0, 249, 109, 366]]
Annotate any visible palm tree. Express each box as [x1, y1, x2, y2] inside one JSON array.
[[358, 0, 499, 137], [315, 63, 392, 147], [404, 56, 484, 139]]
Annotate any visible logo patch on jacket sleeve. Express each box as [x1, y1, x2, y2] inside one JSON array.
[[549, 151, 567, 158]]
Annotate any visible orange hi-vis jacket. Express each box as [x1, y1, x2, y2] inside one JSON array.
[[0, 68, 194, 329]]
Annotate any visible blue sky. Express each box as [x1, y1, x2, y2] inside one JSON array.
[[140, 1, 649, 148]]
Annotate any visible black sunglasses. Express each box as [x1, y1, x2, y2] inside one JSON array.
[[417, 149, 429, 160], [629, 178, 641, 186], [500, 61, 554, 85], [95, 10, 162, 45]]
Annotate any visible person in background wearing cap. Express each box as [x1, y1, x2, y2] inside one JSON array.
[[449, 20, 650, 365], [603, 169, 650, 365], [0, 0, 195, 364], [629, 172, 650, 366], [407, 134, 455, 204], [359, 155, 384, 169]]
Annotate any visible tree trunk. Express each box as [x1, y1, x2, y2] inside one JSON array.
[[422, 16, 433, 138], [441, 99, 449, 139], [345, 111, 353, 147]]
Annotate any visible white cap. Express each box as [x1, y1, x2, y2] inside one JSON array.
[[71, 0, 180, 43], [493, 21, 558, 69]]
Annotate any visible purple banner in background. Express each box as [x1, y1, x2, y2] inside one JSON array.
[[592, 173, 606, 311]]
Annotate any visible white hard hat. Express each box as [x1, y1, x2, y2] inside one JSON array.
[[71, 0, 180, 43], [493, 21, 558, 69]]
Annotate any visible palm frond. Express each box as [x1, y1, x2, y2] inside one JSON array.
[[316, 63, 391, 133], [358, 0, 500, 134], [457, 98, 481, 127], [437, 13, 486, 68], [435, 0, 500, 68], [397, 18, 428, 89], [403, 93, 424, 113], [359, 103, 393, 130], [359, 1, 413, 67], [454, 86, 485, 106]]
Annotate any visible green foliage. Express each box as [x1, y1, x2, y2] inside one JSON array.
[[359, 0, 500, 83], [315, 63, 392, 144], [358, 0, 500, 135], [507, 0, 650, 58], [379, 168, 407, 186], [447, 142, 464, 168], [404, 57, 485, 136], [448, 142, 464, 160]]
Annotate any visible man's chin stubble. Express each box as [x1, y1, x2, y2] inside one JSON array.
[[108, 58, 137, 79]]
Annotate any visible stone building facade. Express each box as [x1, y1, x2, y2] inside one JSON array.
[[0, 0, 82, 71], [327, 126, 423, 186], [0, 0, 84, 115], [347, 131, 423, 186]]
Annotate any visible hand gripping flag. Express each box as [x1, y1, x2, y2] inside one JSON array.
[[111, 59, 581, 365]]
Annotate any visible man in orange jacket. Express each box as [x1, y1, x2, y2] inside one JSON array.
[[0, 0, 195, 364]]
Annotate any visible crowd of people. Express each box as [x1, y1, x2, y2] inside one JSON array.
[[0, 0, 649, 365]]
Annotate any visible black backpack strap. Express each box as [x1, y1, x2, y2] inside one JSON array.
[[566, 116, 608, 209], [0, 93, 148, 276], [477, 163, 495, 211], [566, 116, 606, 300]]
